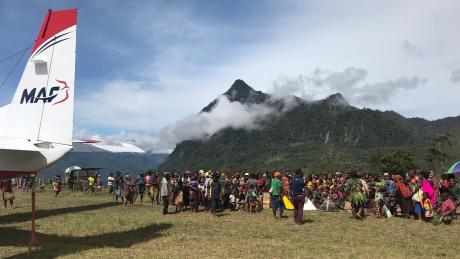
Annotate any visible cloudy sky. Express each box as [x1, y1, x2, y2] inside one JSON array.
[[0, 1, 459, 152]]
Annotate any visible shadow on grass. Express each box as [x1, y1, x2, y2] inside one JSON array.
[[1, 223, 172, 258], [299, 219, 314, 224], [0, 202, 120, 225]]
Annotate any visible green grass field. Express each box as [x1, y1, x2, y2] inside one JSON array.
[[0, 190, 458, 258]]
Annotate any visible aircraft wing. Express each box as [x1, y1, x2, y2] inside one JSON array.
[[72, 139, 101, 144]]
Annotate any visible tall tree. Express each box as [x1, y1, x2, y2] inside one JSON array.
[[425, 134, 452, 171], [380, 149, 416, 173]]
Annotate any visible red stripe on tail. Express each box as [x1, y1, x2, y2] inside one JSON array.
[[31, 8, 77, 56]]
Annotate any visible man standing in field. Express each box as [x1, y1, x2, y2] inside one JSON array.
[[136, 171, 146, 203], [270, 171, 284, 219], [114, 171, 124, 203], [210, 172, 222, 216], [345, 171, 366, 219], [219, 173, 230, 210], [161, 173, 172, 215], [291, 169, 306, 224], [107, 173, 114, 194]]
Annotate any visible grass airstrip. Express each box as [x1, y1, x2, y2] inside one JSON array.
[[0, 190, 459, 258]]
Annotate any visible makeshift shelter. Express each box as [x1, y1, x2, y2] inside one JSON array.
[[283, 196, 294, 210], [303, 198, 317, 211], [64, 167, 102, 191], [319, 197, 339, 212]]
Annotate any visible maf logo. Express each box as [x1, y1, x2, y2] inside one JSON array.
[[20, 79, 70, 105]]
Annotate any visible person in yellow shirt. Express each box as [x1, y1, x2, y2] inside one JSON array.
[[88, 175, 95, 193]]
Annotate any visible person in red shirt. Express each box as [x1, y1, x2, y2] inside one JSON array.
[[256, 174, 265, 211], [1, 179, 15, 209], [439, 192, 455, 224]]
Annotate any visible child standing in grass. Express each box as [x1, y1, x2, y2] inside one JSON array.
[[53, 173, 62, 198], [246, 184, 259, 213], [1, 178, 14, 209], [422, 192, 433, 221]]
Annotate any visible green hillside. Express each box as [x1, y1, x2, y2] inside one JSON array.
[[159, 80, 460, 173]]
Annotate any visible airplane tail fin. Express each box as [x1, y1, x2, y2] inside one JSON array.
[[4, 9, 77, 146]]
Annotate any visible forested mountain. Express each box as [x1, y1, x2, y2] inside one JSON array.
[[159, 80, 460, 173]]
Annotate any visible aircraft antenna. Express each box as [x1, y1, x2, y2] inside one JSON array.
[[37, 35, 56, 141], [41, 9, 53, 38]]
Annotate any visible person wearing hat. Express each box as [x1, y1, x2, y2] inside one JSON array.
[[243, 173, 250, 183], [270, 171, 284, 219]]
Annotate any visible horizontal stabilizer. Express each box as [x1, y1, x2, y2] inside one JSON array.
[[0, 138, 38, 152]]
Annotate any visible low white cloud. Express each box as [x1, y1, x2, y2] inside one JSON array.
[[153, 95, 280, 152], [272, 67, 427, 106]]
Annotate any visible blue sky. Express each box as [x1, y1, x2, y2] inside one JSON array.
[[1, 1, 460, 152]]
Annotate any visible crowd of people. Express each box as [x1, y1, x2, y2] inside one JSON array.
[[1, 168, 458, 225], [100, 168, 459, 225]]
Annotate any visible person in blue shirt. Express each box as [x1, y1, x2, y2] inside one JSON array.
[[290, 169, 306, 224]]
